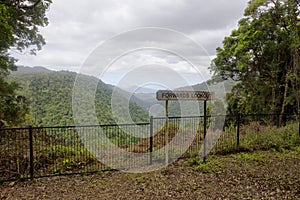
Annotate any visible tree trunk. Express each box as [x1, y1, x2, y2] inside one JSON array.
[[279, 73, 289, 126]]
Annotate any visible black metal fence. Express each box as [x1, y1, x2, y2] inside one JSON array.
[[0, 113, 299, 182]]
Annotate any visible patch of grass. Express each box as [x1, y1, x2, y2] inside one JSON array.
[[243, 123, 298, 151], [217, 147, 300, 170], [292, 145, 300, 155], [183, 156, 223, 173], [211, 141, 298, 177], [231, 152, 268, 163]]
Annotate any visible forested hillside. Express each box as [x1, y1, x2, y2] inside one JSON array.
[[9, 67, 149, 126]]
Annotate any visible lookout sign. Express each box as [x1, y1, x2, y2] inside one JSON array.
[[156, 90, 213, 164], [156, 90, 212, 101]]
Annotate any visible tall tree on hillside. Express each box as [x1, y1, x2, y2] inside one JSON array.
[[210, 0, 300, 123], [0, 0, 51, 126]]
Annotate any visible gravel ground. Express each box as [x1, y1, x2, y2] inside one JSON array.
[[1, 151, 300, 200]]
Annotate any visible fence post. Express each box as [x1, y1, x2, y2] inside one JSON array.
[[165, 100, 169, 166], [203, 100, 207, 163], [298, 111, 300, 138], [29, 126, 34, 180], [236, 113, 240, 147], [150, 116, 153, 165]]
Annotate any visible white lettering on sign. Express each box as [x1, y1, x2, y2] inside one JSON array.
[[156, 90, 212, 101]]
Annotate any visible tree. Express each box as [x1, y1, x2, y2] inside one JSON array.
[[210, 0, 300, 124], [0, 0, 52, 126]]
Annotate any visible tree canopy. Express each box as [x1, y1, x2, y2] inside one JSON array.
[[0, 0, 51, 126], [210, 0, 300, 122]]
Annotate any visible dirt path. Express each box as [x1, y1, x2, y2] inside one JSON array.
[[1, 151, 300, 199]]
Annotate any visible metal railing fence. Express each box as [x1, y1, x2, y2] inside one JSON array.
[[0, 113, 299, 182]]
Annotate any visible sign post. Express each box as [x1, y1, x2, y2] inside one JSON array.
[[165, 100, 169, 165], [203, 100, 207, 163], [156, 90, 212, 164]]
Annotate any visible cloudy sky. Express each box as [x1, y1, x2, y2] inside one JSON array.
[[14, 0, 249, 90]]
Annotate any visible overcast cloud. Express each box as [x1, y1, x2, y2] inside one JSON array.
[[13, 0, 249, 88]]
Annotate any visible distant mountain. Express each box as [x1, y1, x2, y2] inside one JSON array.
[[12, 66, 52, 75], [122, 85, 158, 94], [116, 89, 161, 110], [9, 67, 149, 126]]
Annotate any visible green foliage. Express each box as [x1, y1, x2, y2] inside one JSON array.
[[211, 0, 300, 117], [244, 0, 267, 16], [0, 4, 12, 51], [3, 0, 52, 54], [0, 0, 52, 126], [0, 82, 29, 125]]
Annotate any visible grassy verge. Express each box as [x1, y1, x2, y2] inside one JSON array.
[[185, 122, 300, 173], [212, 122, 299, 155]]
